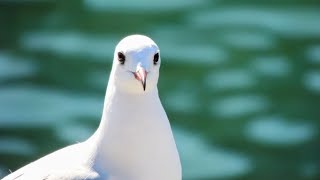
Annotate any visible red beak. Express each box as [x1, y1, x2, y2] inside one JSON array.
[[134, 66, 147, 91]]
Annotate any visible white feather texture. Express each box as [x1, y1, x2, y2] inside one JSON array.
[[2, 35, 182, 180]]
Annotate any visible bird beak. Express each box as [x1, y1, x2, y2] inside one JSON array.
[[134, 66, 147, 91]]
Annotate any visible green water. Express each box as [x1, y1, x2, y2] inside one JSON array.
[[0, 0, 320, 179]]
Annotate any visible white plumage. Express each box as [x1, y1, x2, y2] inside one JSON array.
[[2, 35, 182, 180]]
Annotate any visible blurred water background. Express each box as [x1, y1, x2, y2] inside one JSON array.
[[0, 0, 320, 179]]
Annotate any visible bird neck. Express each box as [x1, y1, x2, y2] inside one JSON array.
[[92, 83, 170, 153], [85, 82, 181, 179], [99, 85, 161, 130]]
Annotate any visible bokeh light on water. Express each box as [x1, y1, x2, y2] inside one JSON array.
[[1, 0, 320, 179]]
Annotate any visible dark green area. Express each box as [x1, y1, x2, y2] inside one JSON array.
[[0, 0, 320, 179]]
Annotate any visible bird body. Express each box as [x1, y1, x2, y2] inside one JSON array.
[[2, 35, 182, 180]]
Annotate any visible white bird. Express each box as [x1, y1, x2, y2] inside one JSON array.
[[2, 35, 182, 180]]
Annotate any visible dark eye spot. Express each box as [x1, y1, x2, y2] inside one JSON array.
[[153, 53, 159, 65], [118, 52, 125, 65]]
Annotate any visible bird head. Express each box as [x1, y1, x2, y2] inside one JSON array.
[[110, 35, 161, 94]]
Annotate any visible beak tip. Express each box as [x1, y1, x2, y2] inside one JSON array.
[[142, 81, 146, 91]]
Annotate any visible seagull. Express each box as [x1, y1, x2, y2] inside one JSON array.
[[2, 35, 182, 180]]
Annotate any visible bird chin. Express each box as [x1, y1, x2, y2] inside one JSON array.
[[117, 81, 153, 94]]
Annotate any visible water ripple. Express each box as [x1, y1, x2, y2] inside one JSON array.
[[189, 7, 320, 37], [0, 137, 37, 156], [245, 116, 316, 146], [174, 127, 252, 179], [250, 56, 291, 77], [219, 31, 275, 50], [160, 43, 227, 65], [306, 45, 320, 64], [84, 0, 208, 12], [20, 32, 116, 61], [56, 123, 94, 143], [0, 52, 37, 81], [0, 86, 102, 127], [211, 95, 269, 119], [164, 83, 200, 114], [303, 71, 320, 93], [205, 69, 256, 91]]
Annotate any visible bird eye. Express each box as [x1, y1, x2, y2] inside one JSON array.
[[153, 53, 159, 65], [118, 52, 125, 65]]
